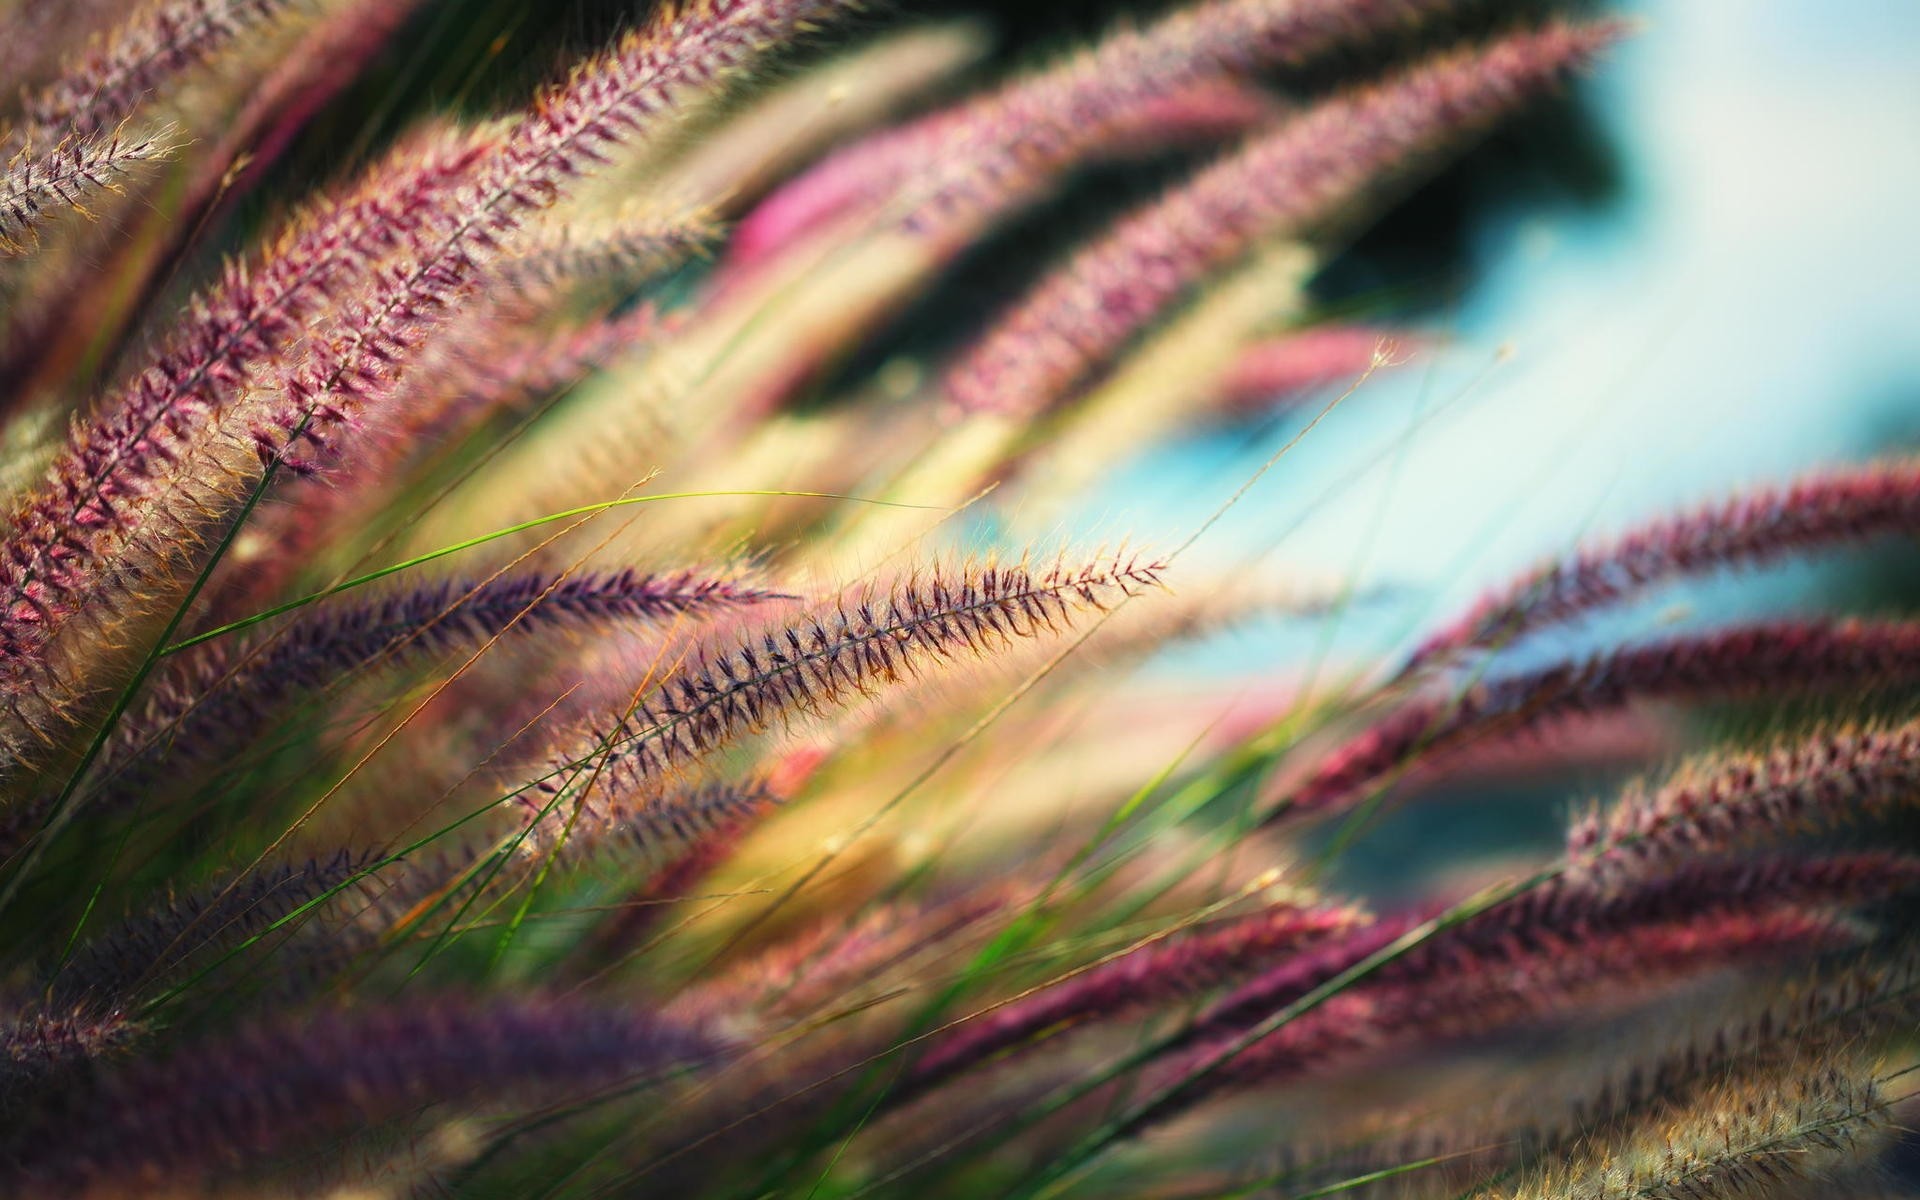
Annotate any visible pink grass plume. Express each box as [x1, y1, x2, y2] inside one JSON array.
[[1211, 326, 1425, 417], [570, 777, 785, 967], [1407, 456, 1920, 673], [1571, 717, 1920, 884], [0, 125, 179, 256], [907, 900, 1366, 1096], [1137, 907, 1858, 1140], [13, 0, 296, 148], [46, 852, 370, 1008], [1275, 618, 1920, 823], [252, 0, 859, 474], [72, 569, 790, 821], [0, 133, 491, 765], [942, 21, 1622, 418], [0, 0, 854, 765], [1133, 853, 1917, 1136], [729, 0, 1500, 268]]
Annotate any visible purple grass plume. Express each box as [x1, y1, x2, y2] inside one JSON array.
[[0, 0, 854, 767], [46, 851, 371, 1008], [0, 132, 494, 767], [1131, 908, 1859, 1144], [24, 569, 786, 853], [7, 998, 724, 1191]]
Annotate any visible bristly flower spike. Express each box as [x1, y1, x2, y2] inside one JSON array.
[[1571, 716, 1920, 884], [12, 0, 296, 148], [521, 775, 788, 873], [905, 899, 1366, 1097], [942, 21, 1622, 418], [1183, 853, 1917, 1058], [1134, 909, 1860, 1146], [730, 0, 1502, 264], [0, 1008, 135, 1118], [252, 0, 859, 473], [0, 126, 179, 256], [514, 554, 1165, 853], [726, 76, 1270, 270], [570, 777, 785, 965], [206, 296, 667, 618], [162, 0, 435, 263], [1035, 860, 1894, 1150], [1504, 1065, 1892, 1200], [1276, 618, 1920, 823], [46, 852, 371, 1008], [79, 569, 789, 817], [1406, 456, 1920, 672], [1115, 849, 1913, 1147], [7, 999, 725, 1191], [0, 129, 492, 766]]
